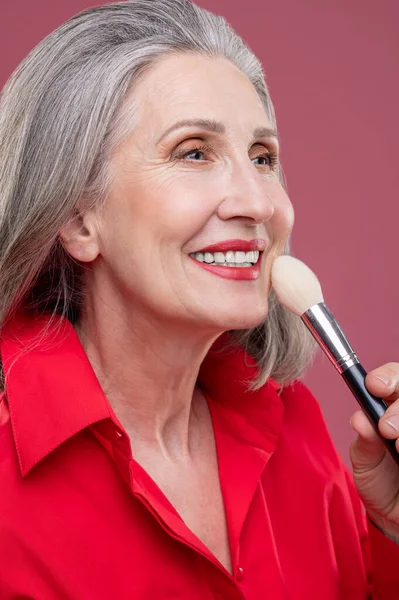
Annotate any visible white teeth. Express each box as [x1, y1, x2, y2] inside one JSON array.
[[190, 249, 260, 266], [214, 252, 225, 263]]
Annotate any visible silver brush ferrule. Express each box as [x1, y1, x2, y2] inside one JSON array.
[[302, 303, 359, 374]]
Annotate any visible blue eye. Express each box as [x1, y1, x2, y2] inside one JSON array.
[[253, 156, 269, 166], [183, 149, 206, 160], [173, 143, 279, 170], [174, 143, 213, 162], [252, 152, 279, 169]]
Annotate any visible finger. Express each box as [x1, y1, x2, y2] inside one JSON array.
[[366, 363, 399, 401], [366, 364, 399, 438], [350, 410, 387, 470], [378, 397, 399, 439]]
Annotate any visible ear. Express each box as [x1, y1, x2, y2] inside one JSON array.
[[59, 209, 100, 263]]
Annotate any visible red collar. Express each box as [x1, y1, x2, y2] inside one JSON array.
[[1, 313, 283, 476]]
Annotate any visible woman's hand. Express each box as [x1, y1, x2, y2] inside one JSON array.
[[350, 363, 399, 542]]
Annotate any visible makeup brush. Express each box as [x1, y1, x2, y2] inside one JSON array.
[[271, 255, 399, 465]]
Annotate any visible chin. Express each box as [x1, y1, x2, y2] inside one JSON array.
[[207, 303, 269, 333]]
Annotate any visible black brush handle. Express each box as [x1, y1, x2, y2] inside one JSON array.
[[342, 363, 399, 465]]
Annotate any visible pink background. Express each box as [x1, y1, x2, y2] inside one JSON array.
[[1, 0, 398, 466]]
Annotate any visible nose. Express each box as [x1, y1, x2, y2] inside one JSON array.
[[216, 161, 275, 224]]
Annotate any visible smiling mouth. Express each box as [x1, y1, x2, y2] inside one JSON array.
[[188, 250, 260, 268]]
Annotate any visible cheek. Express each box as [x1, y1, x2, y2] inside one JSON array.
[[279, 201, 295, 236], [98, 177, 215, 264], [269, 185, 295, 242], [142, 179, 219, 246]]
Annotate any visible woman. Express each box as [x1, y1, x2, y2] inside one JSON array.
[[0, 1, 399, 597]]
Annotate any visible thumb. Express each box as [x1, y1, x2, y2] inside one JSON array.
[[349, 409, 386, 471]]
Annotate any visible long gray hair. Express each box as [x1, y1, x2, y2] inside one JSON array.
[[0, 0, 315, 390]]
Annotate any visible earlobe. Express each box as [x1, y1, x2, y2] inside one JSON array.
[[59, 211, 100, 263]]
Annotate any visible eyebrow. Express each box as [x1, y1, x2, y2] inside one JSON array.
[[156, 118, 278, 145]]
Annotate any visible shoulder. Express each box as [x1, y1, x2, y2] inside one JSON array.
[[276, 379, 345, 471], [0, 391, 19, 480], [0, 390, 11, 431], [0, 390, 9, 418], [279, 379, 329, 428]]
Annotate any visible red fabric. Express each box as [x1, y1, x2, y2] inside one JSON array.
[[1, 313, 399, 599]]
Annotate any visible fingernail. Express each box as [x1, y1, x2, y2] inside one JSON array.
[[385, 417, 399, 432], [373, 374, 392, 387]]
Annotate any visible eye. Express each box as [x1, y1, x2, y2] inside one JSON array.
[[184, 148, 206, 161], [173, 142, 213, 162], [251, 149, 279, 170]]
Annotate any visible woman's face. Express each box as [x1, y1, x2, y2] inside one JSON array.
[[90, 53, 294, 334]]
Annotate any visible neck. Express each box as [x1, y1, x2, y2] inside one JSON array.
[[76, 295, 221, 459]]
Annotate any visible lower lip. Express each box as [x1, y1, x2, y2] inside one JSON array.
[[189, 254, 263, 280]]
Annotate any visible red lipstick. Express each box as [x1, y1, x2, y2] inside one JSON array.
[[197, 238, 266, 253], [189, 258, 263, 280], [189, 238, 265, 281]]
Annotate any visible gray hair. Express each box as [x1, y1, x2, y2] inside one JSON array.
[[0, 0, 315, 390]]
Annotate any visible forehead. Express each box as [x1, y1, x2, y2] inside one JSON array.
[[131, 53, 269, 133]]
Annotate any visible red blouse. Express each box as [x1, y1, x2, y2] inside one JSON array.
[[0, 313, 398, 599]]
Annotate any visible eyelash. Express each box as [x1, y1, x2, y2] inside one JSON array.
[[173, 142, 279, 169]]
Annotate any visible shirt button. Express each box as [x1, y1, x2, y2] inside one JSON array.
[[115, 430, 123, 439], [235, 566, 244, 582]]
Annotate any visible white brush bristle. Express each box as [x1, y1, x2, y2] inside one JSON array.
[[271, 256, 324, 316]]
